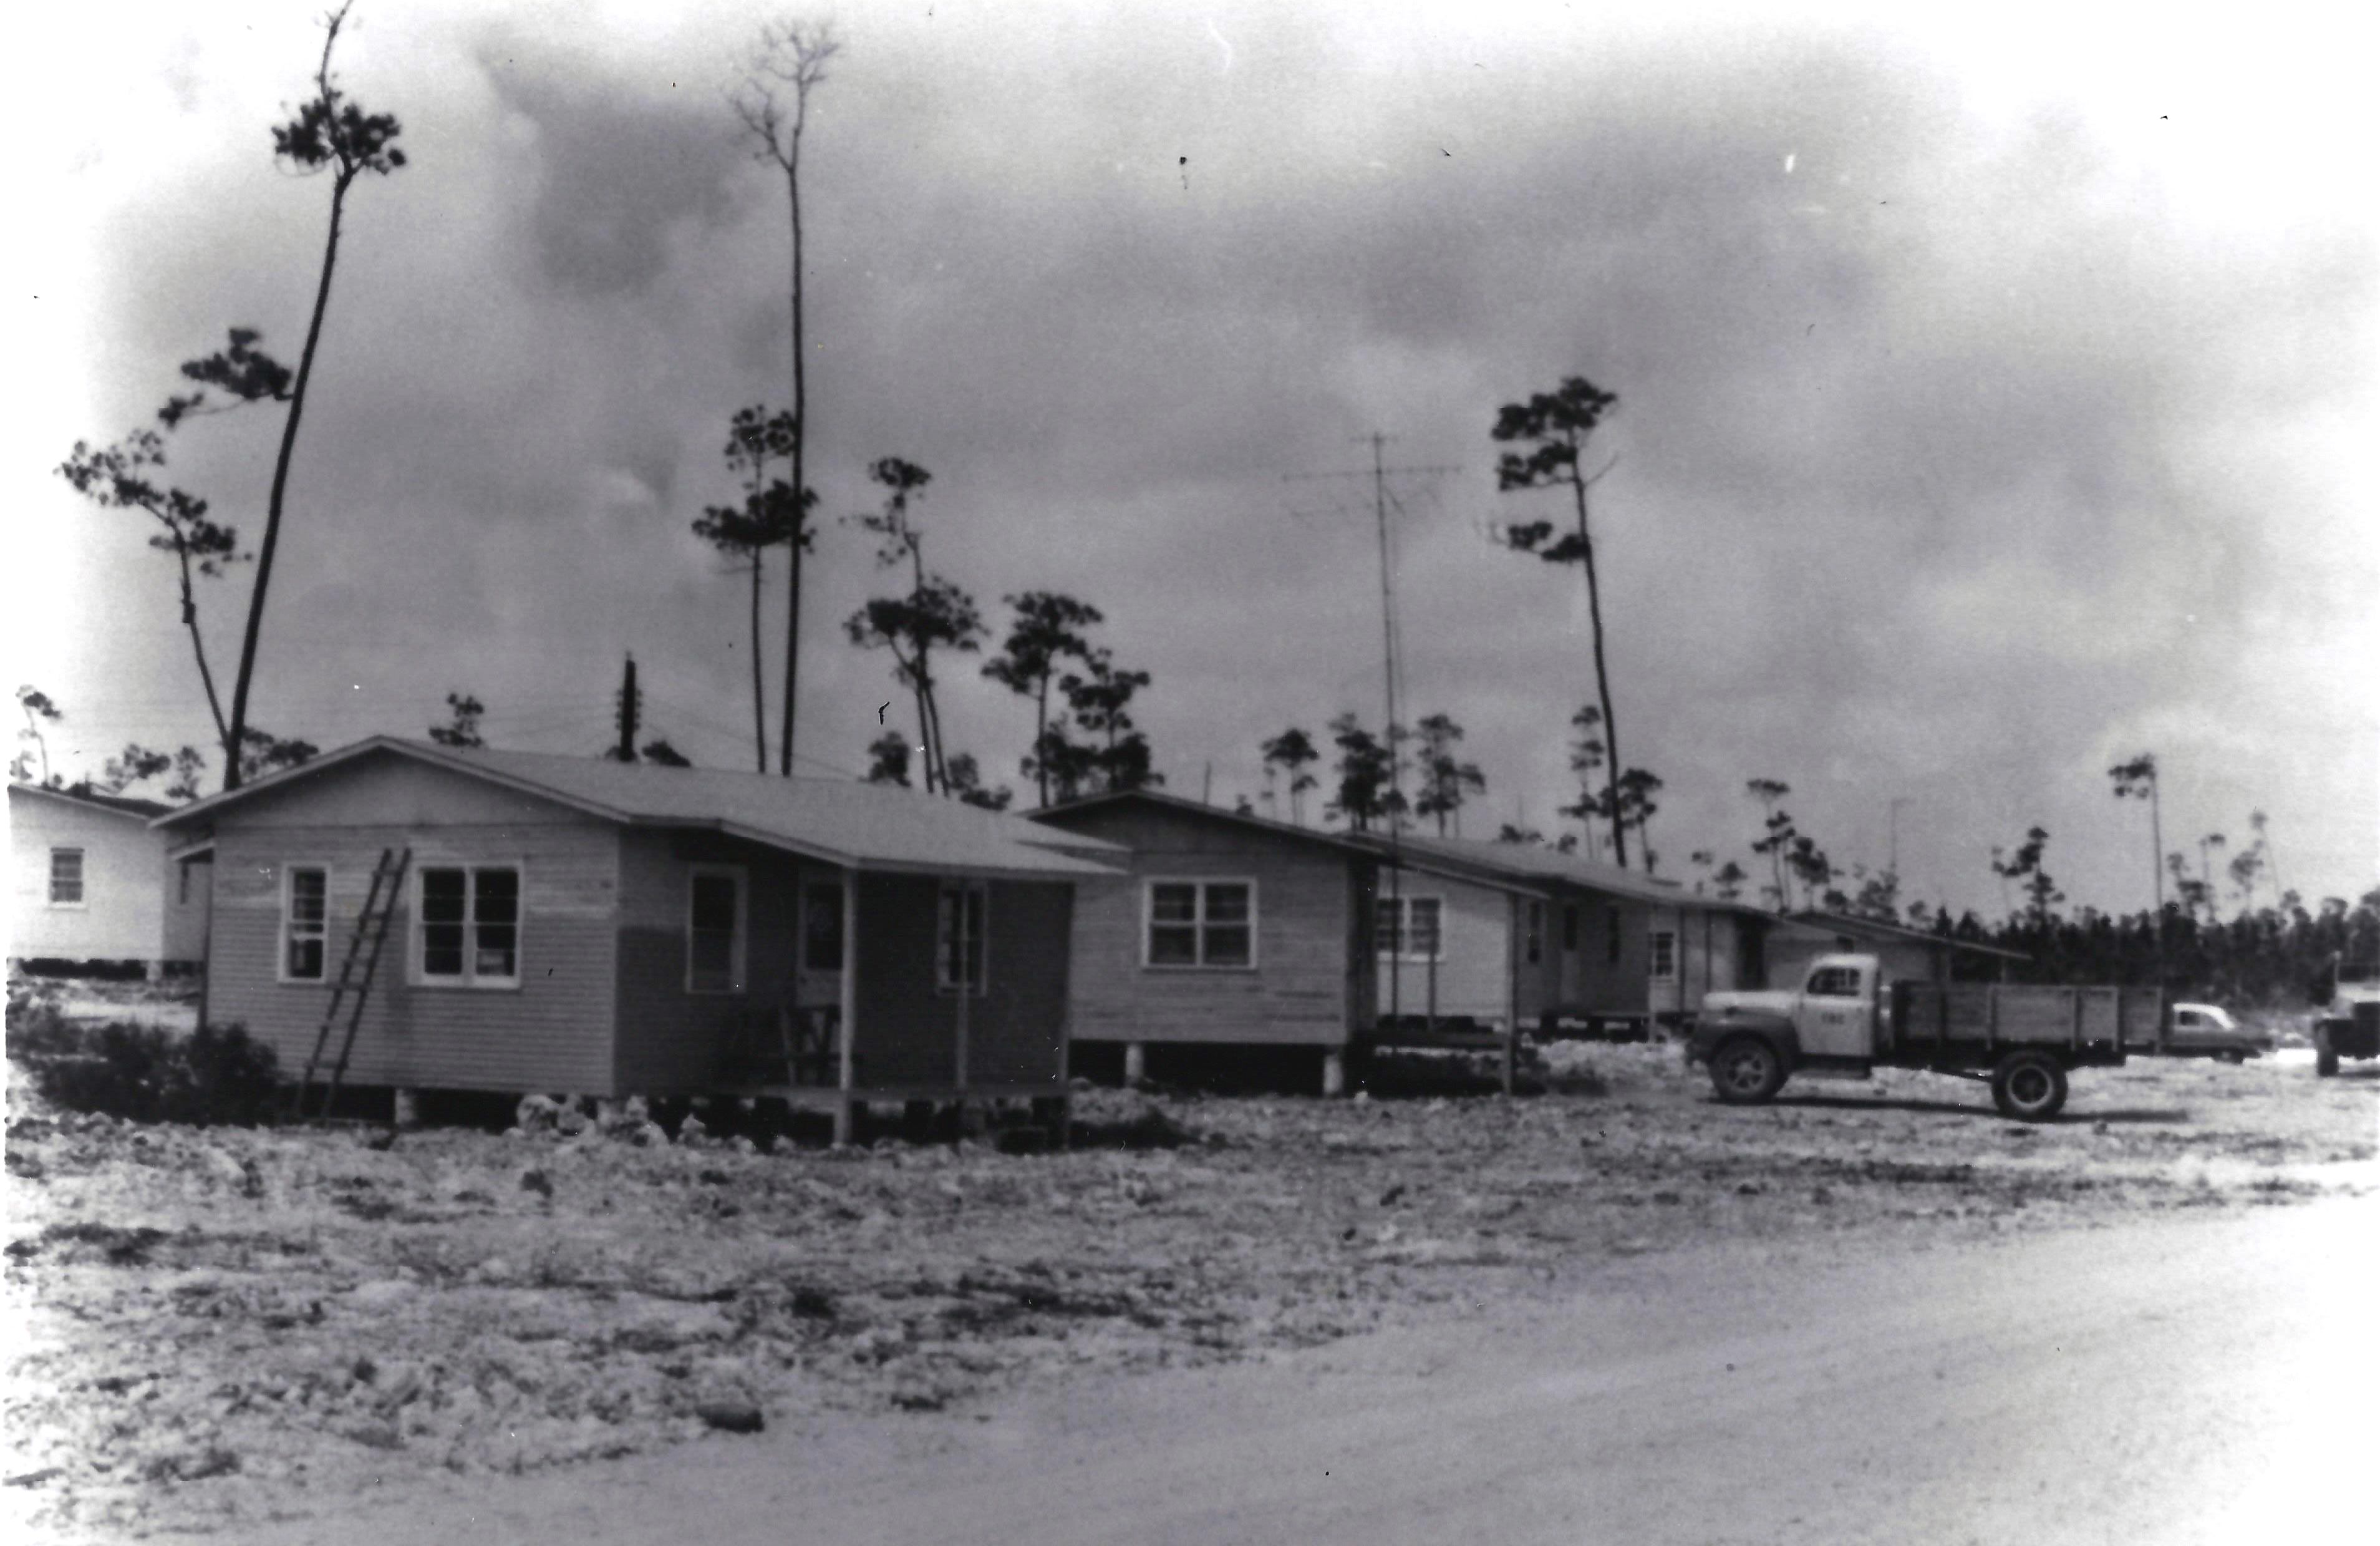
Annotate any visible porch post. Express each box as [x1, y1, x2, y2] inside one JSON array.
[[1502, 892, 1521, 1097], [1123, 1041, 1146, 1084], [953, 878, 971, 1094], [835, 867, 857, 1147]]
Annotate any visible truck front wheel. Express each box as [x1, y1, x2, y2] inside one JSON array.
[[2315, 1025, 2339, 1078], [1709, 1038, 1786, 1105], [1991, 1051, 2069, 1122]]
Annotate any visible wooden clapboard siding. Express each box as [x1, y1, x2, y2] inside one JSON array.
[[1653, 905, 1761, 1016], [1549, 897, 1653, 1014], [845, 874, 1071, 1090], [1374, 872, 1515, 1026], [851, 873, 950, 1086], [967, 881, 1073, 1086], [1036, 802, 1367, 1048], [208, 815, 620, 1096], [611, 829, 818, 1096], [8, 786, 188, 965]]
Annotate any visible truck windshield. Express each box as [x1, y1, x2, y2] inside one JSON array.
[[1806, 966, 1864, 998]]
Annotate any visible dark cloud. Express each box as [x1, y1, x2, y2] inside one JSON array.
[[21, 1, 2374, 914], [474, 32, 750, 296]]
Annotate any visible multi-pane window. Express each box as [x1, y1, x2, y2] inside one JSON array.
[[687, 867, 744, 993], [1650, 930, 1678, 983], [937, 882, 987, 993], [803, 881, 845, 971], [417, 865, 520, 986], [283, 867, 327, 981], [1146, 880, 1254, 968], [1375, 896, 1443, 960], [47, 848, 84, 906]]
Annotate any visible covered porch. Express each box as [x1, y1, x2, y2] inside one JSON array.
[[639, 832, 1077, 1144]]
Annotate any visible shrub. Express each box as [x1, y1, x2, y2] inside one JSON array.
[[31, 1022, 281, 1127]]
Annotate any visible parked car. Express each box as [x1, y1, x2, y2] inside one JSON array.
[[2167, 1003, 2270, 1063]]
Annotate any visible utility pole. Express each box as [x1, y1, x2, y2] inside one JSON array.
[[614, 655, 641, 762], [1285, 434, 1458, 1034]]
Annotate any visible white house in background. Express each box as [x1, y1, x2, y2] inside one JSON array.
[[7, 783, 207, 976]]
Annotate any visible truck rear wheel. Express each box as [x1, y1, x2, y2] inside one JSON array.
[[2315, 1026, 2339, 1078], [1709, 1038, 1786, 1105], [1991, 1051, 2069, 1122]]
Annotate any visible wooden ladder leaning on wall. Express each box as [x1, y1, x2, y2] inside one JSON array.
[[289, 846, 412, 1121]]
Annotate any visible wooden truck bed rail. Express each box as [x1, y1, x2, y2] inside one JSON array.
[[1889, 982, 2163, 1064]]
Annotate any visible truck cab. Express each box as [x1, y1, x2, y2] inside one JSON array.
[[2311, 958, 2380, 1077], [1689, 953, 1886, 1081]]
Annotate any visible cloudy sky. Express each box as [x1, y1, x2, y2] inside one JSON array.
[[11, 0, 2374, 919]]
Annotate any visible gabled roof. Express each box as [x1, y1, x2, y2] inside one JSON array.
[[1356, 831, 1775, 916], [9, 782, 173, 822], [1033, 787, 1380, 856], [150, 738, 1125, 880], [1783, 909, 2031, 962], [1029, 788, 1547, 895]]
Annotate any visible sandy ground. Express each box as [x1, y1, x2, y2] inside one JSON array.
[[4, 1041, 2376, 1542], [214, 1197, 2380, 1546]]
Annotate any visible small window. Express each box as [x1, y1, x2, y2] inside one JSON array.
[[1807, 965, 1863, 999], [687, 867, 745, 993], [1526, 902, 1543, 965], [176, 862, 192, 907], [1561, 905, 1579, 953], [1607, 907, 1622, 965], [417, 865, 521, 987], [1650, 930, 1678, 983], [47, 848, 84, 907], [283, 867, 327, 981], [937, 882, 987, 993], [803, 881, 845, 971], [1375, 897, 1442, 960], [1144, 879, 1256, 968]]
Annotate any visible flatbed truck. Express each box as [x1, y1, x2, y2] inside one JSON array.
[[1686, 954, 2199, 1121]]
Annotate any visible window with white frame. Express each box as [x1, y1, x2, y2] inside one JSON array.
[[1375, 895, 1443, 960], [1650, 929, 1678, 983], [416, 864, 520, 987], [686, 867, 745, 993], [937, 881, 987, 993], [283, 866, 328, 981], [47, 847, 85, 907], [1145, 879, 1254, 968]]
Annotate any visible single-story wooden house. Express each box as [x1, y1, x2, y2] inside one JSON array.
[[1355, 834, 1776, 1033], [1028, 790, 1538, 1091], [1766, 910, 2024, 986], [151, 738, 1123, 1136], [9, 782, 207, 977]]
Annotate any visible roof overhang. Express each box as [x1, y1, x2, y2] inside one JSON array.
[[12, 782, 169, 824], [1031, 788, 1385, 860]]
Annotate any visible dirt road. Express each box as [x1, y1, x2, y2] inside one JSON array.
[[209, 1197, 2373, 1546]]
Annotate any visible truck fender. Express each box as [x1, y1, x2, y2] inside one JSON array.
[[1689, 1013, 1800, 1069]]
